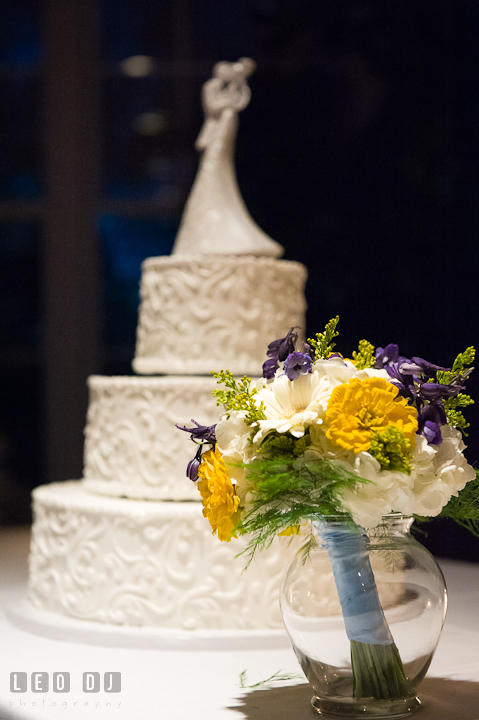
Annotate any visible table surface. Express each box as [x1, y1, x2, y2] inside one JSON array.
[[1, 527, 479, 720]]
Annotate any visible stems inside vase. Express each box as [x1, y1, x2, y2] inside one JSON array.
[[350, 640, 409, 700], [315, 520, 411, 701]]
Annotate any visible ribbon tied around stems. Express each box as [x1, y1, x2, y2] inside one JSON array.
[[313, 520, 393, 646]]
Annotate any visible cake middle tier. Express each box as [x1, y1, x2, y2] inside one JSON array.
[[83, 375, 220, 501]]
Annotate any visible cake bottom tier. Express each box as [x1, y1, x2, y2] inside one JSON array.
[[28, 482, 302, 631]]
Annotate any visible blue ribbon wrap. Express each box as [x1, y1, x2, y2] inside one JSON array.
[[313, 520, 393, 646]]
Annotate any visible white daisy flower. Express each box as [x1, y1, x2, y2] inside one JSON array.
[[252, 372, 330, 442]]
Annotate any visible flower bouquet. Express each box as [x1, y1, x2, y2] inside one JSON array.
[[179, 318, 479, 716]]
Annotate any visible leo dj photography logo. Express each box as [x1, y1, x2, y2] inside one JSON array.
[[10, 672, 121, 693]]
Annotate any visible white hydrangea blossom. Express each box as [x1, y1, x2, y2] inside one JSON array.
[[404, 425, 476, 518], [215, 410, 252, 485], [333, 428, 475, 529]]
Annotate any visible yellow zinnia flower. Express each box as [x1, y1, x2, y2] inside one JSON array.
[[197, 447, 241, 542], [325, 377, 418, 454]]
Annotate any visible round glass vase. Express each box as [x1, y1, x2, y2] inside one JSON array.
[[280, 515, 447, 719]]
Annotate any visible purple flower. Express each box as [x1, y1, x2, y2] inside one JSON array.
[[176, 420, 217, 445], [419, 382, 465, 402], [422, 421, 443, 446], [176, 421, 216, 483], [302, 341, 314, 357], [268, 327, 299, 361], [375, 344, 400, 368], [398, 362, 425, 376], [186, 446, 203, 482], [380, 348, 470, 446], [276, 327, 300, 362], [400, 358, 449, 379], [418, 401, 447, 427], [262, 327, 301, 378], [410, 356, 449, 377], [417, 402, 447, 445], [262, 357, 279, 379], [386, 353, 462, 406], [386, 361, 416, 400], [284, 352, 313, 381]]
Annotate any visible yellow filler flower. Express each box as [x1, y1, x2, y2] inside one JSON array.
[[197, 446, 241, 541], [325, 376, 418, 454]]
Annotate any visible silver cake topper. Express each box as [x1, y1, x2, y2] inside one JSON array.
[[172, 58, 283, 257]]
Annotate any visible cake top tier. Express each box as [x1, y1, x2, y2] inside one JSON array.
[[133, 254, 307, 377]]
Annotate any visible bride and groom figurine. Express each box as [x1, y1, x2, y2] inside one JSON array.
[[172, 58, 283, 258]]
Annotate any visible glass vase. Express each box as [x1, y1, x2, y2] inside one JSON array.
[[280, 515, 447, 719]]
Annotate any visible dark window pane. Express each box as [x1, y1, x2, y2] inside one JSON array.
[[0, 0, 42, 64], [192, 0, 253, 64], [98, 215, 177, 370], [0, 76, 42, 199], [102, 75, 186, 200], [0, 221, 41, 346], [0, 365, 43, 514], [0, 221, 43, 512], [100, 0, 173, 62]]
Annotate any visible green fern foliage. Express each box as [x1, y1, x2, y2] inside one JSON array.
[[437, 468, 479, 537], [238, 456, 368, 567]]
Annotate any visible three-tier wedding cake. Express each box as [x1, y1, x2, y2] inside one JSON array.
[[27, 59, 308, 633]]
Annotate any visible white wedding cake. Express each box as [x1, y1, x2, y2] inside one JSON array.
[[27, 59, 308, 633]]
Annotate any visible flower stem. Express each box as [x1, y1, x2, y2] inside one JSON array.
[[314, 520, 411, 700], [351, 640, 410, 699]]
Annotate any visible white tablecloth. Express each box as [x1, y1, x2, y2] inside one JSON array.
[[1, 527, 478, 720]]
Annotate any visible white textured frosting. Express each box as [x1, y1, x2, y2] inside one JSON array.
[[28, 482, 302, 630], [83, 375, 220, 501], [133, 255, 307, 376]]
